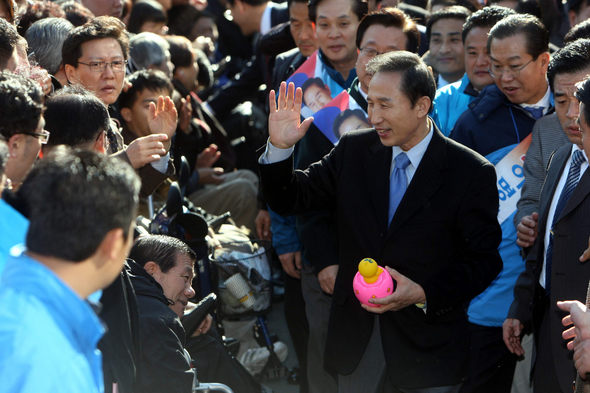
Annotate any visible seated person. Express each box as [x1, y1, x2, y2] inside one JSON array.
[[128, 234, 263, 393]]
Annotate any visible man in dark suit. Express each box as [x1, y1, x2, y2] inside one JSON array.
[[504, 68, 590, 393], [260, 51, 502, 392]]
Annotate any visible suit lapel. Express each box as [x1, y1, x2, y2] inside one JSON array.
[[388, 128, 446, 235], [363, 134, 392, 231], [555, 164, 590, 224]]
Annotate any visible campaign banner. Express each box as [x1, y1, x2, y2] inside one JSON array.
[[495, 134, 532, 224], [312, 91, 370, 144]]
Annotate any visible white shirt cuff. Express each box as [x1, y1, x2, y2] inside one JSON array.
[[150, 152, 170, 173], [259, 138, 294, 164]]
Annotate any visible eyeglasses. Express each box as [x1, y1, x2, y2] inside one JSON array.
[[78, 60, 127, 73], [22, 129, 50, 144], [359, 47, 388, 58], [488, 58, 535, 79]]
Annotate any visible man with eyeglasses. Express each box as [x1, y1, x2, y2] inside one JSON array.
[[350, 7, 420, 112], [448, 14, 552, 393], [62, 16, 175, 197]]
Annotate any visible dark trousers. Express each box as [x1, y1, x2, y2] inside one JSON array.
[[532, 301, 565, 393], [458, 323, 517, 393], [284, 272, 310, 393]]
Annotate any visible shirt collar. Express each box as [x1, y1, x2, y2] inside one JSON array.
[[317, 49, 357, 89], [520, 83, 551, 114], [392, 120, 434, 170]]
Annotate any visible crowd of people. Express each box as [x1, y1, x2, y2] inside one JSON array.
[[2, 0, 590, 391]]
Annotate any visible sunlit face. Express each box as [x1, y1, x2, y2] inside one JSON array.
[[429, 18, 465, 81], [489, 33, 549, 105], [66, 38, 126, 105], [122, 88, 170, 138], [315, 0, 360, 68], [172, 40, 198, 92], [336, 114, 369, 138], [152, 252, 196, 318], [289, 2, 317, 57], [367, 71, 430, 149], [554, 70, 590, 146], [464, 26, 493, 91], [356, 24, 407, 93], [81, 0, 123, 17], [303, 83, 332, 112]]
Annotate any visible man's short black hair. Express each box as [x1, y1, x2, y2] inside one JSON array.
[[0, 71, 44, 140], [515, 0, 542, 19], [45, 86, 110, 147], [308, 0, 367, 22], [301, 77, 326, 94], [129, 235, 196, 273], [426, 6, 471, 42], [547, 39, 590, 93], [366, 51, 436, 112], [575, 76, 590, 128], [225, 0, 267, 7], [461, 5, 515, 42], [20, 149, 140, 262], [118, 69, 174, 110], [127, 0, 167, 34], [487, 13, 548, 59], [564, 20, 590, 43], [0, 17, 19, 70], [429, 0, 479, 12], [166, 35, 192, 71], [16, 0, 65, 37], [167, 5, 201, 40], [62, 16, 130, 67], [356, 7, 420, 53]]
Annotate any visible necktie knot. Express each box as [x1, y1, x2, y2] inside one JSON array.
[[524, 106, 544, 120], [572, 149, 586, 167], [395, 152, 410, 170]]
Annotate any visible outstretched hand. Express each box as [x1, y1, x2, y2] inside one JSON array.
[[148, 96, 178, 151], [268, 82, 314, 149]]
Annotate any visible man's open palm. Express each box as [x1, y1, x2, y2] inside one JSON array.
[[269, 82, 314, 149]]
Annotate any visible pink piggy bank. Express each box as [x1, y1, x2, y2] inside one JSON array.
[[353, 258, 396, 307]]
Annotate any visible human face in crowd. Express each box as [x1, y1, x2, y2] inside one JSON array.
[[554, 70, 590, 146], [66, 38, 126, 106], [303, 83, 332, 112], [121, 88, 170, 138], [429, 18, 465, 82], [5, 116, 45, 188], [489, 33, 549, 105], [315, 0, 360, 73], [81, 0, 124, 17], [173, 40, 199, 92], [464, 26, 494, 91], [356, 24, 408, 94], [289, 2, 318, 58], [152, 253, 196, 318], [140, 21, 168, 35], [193, 16, 219, 43], [367, 71, 430, 149]]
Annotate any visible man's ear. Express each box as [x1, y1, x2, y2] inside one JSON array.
[[64, 64, 78, 85], [539, 52, 550, 72], [120, 107, 133, 123], [415, 96, 432, 118], [7, 133, 24, 158], [143, 261, 159, 276], [96, 227, 125, 266], [93, 131, 107, 154]]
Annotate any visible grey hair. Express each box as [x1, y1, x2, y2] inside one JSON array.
[[129, 32, 169, 71], [25, 17, 74, 75]]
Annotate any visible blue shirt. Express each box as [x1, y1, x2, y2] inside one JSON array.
[[0, 199, 29, 274], [0, 253, 105, 393], [431, 73, 478, 137]]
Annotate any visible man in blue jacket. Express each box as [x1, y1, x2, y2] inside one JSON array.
[[450, 14, 551, 393]]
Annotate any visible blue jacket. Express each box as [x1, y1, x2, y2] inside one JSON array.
[[0, 253, 105, 393], [431, 73, 478, 137], [450, 84, 542, 157], [0, 199, 28, 275]]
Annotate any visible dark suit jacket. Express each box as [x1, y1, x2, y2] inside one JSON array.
[[508, 144, 590, 392], [260, 126, 502, 387], [348, 78, 367, 113]]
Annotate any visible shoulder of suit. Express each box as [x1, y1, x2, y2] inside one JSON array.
[[442, 132, 492, 168], [276, 47, 301, 63]]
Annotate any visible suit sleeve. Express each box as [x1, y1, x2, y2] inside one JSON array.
[[421, 161, 503, 318], [507, 253, 538, 325]]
